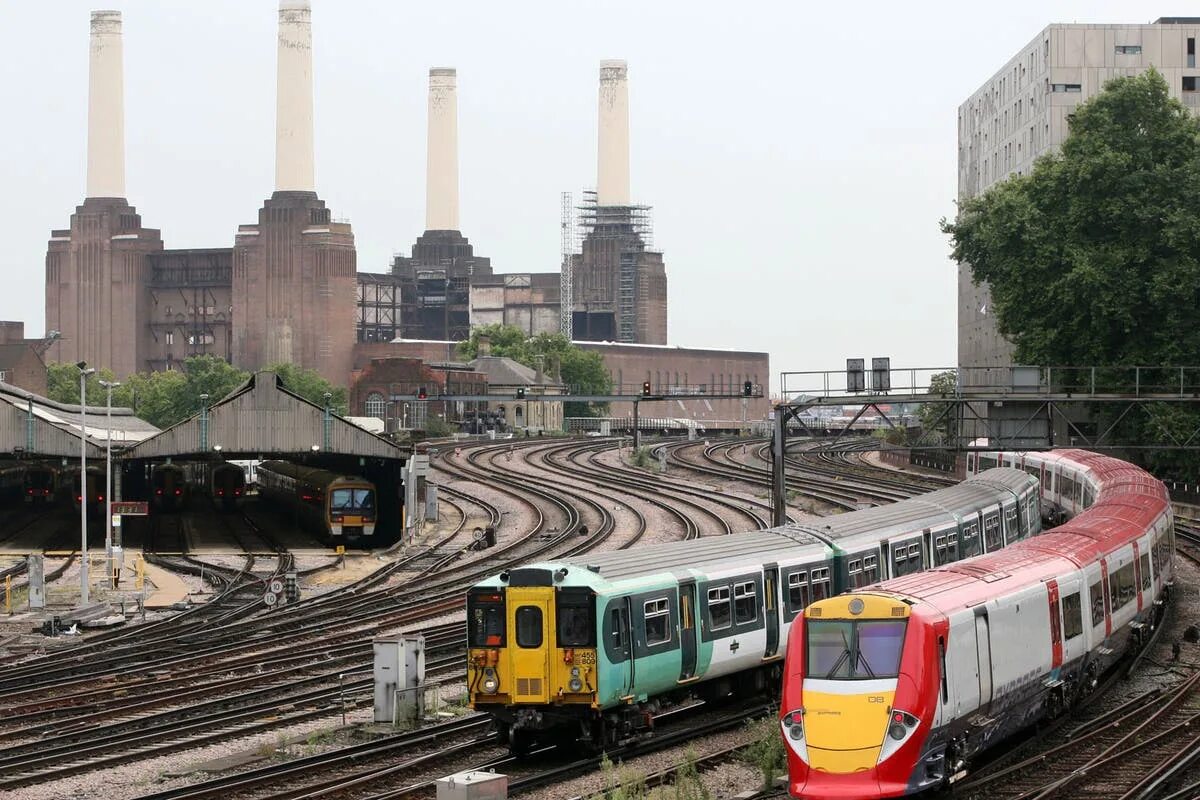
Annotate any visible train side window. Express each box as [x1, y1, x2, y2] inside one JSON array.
[[1089, 580, 1105, 626], [1004, 506, 1019, 542], [934, 536, 947, 565], [787, 572, 809, 609], [863, 554, 879, 583], [734, 581, 757, 624], [610, 608, 628, 650], [1062, 592, 1083, 639], [811, 568, 831, 601], [708, 587, 732, 631], [1139, 553, 1151, 591], [644, 598, 671, 646], [983, 512, 1001, 551], [1109, 563, 1136, 611], [848, 559, 863, 588], [907, 543, 921, 563], [946, 531, 960, 561], [962, 522, 981, 558], [967, 453, 975, 473], [892, 546, 907, 575], [515, 606, 543, 649]]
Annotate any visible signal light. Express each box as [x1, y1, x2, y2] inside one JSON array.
[[642, 381, 651, 397], [516, 386, 526, 399], [743, 380, 753, 397], [417, 386, 428, 400]]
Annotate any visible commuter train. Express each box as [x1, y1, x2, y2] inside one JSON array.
[[151, 463, 189, 512], [63, 465, 107, 518], [466, 468, 1041, 754], [780, 449, 1172, 799], [257, 461, 378, 545], [0, 462, 57, 506], [186, 462, 247, 512]]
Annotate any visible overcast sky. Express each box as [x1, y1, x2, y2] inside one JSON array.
[[0, 1, 1157, 390]]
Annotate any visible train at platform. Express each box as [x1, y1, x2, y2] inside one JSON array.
[[0, 461, 58, 506], [780, 449, 1172, 799], [63, 464, 106, 518], [466, 467, 1041, 754], [257, 461, 378, 545], [185, 462, 247, 512], [150, 463, 189, 512]]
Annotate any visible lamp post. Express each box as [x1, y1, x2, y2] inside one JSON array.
[[99, 379, 120, 566], [77, 362, 95, 606]]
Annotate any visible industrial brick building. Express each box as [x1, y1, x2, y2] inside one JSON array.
[[958, 17, 1200, 373], [0, 322, 51, 396]]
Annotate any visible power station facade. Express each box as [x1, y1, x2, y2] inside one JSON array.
[[42, 4, 672, 388]]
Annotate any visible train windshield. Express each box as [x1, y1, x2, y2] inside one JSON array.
[[330, 488, 374, 511], [556, 589, 595, 647], [806, 619, 907, 680], [468, 591, 505, 647]]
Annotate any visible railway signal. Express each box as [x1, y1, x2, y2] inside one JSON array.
[[417, 386, 428, 400], [743, 380, 753, 397], [516, 387, 526, 399], [642, 381, 651, 396]]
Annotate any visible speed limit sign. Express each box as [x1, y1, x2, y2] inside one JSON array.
[[268, 578, 285, 595], [263, 590, 279, 607]]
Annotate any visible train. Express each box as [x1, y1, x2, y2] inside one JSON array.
[[63, 465, 107, 518], [466, 467, 1041, 754], [151, 463, 189, 512], [0, 461, 58, 506], [185, 462, 247, 512], [780, 448, 1172, 799], [257, 461, 378, 545]]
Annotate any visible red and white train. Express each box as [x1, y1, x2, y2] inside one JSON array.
[[780, 448, 1174, 799]]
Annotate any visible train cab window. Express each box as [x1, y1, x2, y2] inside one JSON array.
[[1062, 592, 1083, 639], [331, 488, 374, 511], [962, 522, 981, 558], [811, 568, 831, 601], [787, 572, 809, 609], [734, 582, 757, 624], [515, 606, 543, 648], [468, 593, 505, 647], [1139, 554, 1151, 591], [1089, 580, 1105, 626], [644, 598, 671, 645], [806, 619, 907, 680], [708, 587, 732, 631], [1109, 563, 1136, 611], [557, 594, 595, 648]]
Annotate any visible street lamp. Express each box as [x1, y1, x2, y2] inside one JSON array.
[[76, 362, 95, 606], [98, 379, 121, 570]]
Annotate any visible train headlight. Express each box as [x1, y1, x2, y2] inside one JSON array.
[[781, 709, 808, 762], [481, 667, 499, 694], [570, 666, 581, 678], [878, 710, 920, 764]]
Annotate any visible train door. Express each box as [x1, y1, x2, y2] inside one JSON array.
[[508, 588, 552, 704], [678, 580, 698, 681], [763, 566, 780, 659], [974, 611, 993, 708]]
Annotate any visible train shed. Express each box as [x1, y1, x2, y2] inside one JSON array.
[[120, 371, 408, 542], [0, 380, 159, 460]]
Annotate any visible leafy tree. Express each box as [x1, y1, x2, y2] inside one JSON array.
[[459, 324, 613, 417], [917, 370, 958, 445], [942, 69, 1200, 478], [46, 362, 121, 407], [942, 69, 1200, 365], [264, 362, 349, 416]]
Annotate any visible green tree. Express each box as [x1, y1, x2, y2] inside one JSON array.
[[459, 324, 613, 417], [916, 370, 958, 445], [942, 69, 1200, 365], [264, 362, 349, 415], [942, 69, 1200, 478]]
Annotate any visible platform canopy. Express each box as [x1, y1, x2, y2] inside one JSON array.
[[122, 371, 405, 461], [0, 381, 160, 459]]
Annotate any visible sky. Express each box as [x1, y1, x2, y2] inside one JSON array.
[[0, 0, 1162, 391]]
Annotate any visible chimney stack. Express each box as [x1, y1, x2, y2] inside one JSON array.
[[477, 333, 490, 356], [426, 68, 460, 231], [86, 10, 125, 199], [597, 60, 630, 207], [275, 0, 315, 193]]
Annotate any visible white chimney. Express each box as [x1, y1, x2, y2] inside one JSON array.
[[597, 59, 630, 207], [86, 10, 125, 199], [426, 68, 460, 231], [275, 0, 315, 192]]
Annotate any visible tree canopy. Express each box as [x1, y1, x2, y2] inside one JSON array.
[[46, 357, 348, 430], [942, 69, 1200, 366], [458, 324, 613, 417]]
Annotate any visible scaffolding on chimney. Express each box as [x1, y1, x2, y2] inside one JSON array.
[[576, 190, 655, 343], [559, 191, 576, 338]]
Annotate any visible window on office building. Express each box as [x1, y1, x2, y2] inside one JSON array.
[[1114, 45, 1142, 55]]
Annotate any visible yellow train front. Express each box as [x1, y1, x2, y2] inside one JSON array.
[[780, 593, 940, 799], [466, 568, 602, 754]]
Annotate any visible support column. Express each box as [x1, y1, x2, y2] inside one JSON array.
[[597, 60, 630, 206], [87, 11, 125, 198], [426, 68, 459, 231], [275, 0, 315, 192]]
